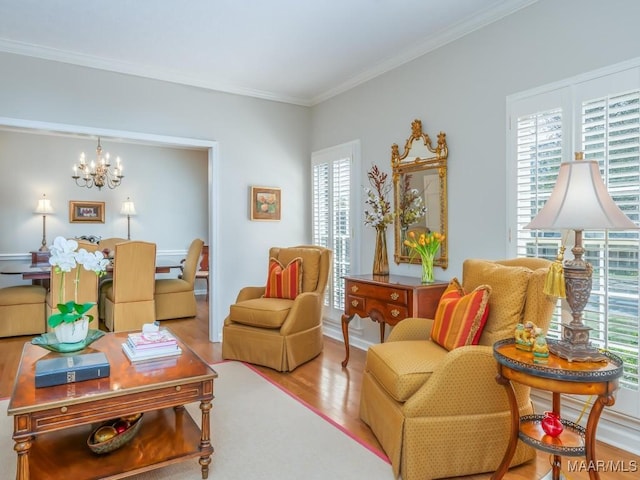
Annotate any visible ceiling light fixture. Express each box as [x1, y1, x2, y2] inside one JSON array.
[[72, 137, 124, 190]]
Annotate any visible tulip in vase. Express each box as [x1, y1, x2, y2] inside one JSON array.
[[403, 231, 445, 284]]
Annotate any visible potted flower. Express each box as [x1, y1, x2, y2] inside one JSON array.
[[363, 164, 394, 275], [403, 230, 445, 283], [48, 236, 109, 343]]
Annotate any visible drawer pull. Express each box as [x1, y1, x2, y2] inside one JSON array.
[[351, 300, 359, 307], [390, 309, 400, 317], [351, 285, 359, 293], [60, 406, 68, 414], [390, 292, 399, 300], [175, 385, 182, 392]]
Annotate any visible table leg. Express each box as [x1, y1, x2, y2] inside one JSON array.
[[341, 314, 354, 367], [379, 322, 385, 343], [490, 372, 519, 480], [199, 399, 213, 479], [584, 394, 615, 480], [14, 435, 32, 480]]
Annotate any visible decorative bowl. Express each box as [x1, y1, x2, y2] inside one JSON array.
[[87, 413, 143, 454]]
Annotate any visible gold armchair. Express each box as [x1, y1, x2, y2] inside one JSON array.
[[0, 285, 47, 337], [359, 258, 556, 480], [154, 238, 204, 320], [222, 245, 332, 372]]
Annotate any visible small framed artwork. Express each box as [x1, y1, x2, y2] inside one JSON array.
[[250, 186, 281, 221], [69, 201, 105, 223]]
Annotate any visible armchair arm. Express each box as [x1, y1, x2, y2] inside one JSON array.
[[235, 286, 265, 302], [403, 345, 531, 418], [387, 317, 434, 342], [280, 292, 322, 336]]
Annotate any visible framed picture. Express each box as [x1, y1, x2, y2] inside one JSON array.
[[250, 186, 281, 221], [69, 201, 105, 223]]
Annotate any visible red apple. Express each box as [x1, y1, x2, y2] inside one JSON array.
[[541, 411, 564, 437], [113, 420, 129, 434]]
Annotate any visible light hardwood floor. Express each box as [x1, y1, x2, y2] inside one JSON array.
[[2, 297, 637, 479]]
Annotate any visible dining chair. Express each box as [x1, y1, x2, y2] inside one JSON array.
[[97, 237, 128, 320], [0, 285, 47, 337], [181, 244, 209, 301], [46, 241, 101, 329], [103, 240, 157, 331], [154, 238, 204, 320]]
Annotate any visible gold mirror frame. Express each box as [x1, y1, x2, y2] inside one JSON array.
[[391, 119, 448, 268]]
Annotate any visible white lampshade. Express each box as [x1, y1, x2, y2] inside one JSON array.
[[120, 197, 137, 216], [34, 194, 54, 214], [525, 158, 637, 231]]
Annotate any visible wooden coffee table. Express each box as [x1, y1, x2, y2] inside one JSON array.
[[7, 330, 217, 480]]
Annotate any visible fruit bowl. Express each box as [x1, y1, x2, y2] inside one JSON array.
[[87, 413, 143, 454]]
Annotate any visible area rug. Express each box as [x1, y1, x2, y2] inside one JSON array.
[[2, 360, 392, 479]]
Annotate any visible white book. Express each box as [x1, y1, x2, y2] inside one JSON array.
[[122, 342, 182, 362]]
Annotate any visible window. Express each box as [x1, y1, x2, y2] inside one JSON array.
[[508, 64, 640, 417], [312, 141, 360, 322]]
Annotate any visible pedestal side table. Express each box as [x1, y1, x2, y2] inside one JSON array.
[[491, 338, 623, 480]]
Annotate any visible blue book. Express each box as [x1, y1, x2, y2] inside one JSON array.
[[34, 352, 110, 388]]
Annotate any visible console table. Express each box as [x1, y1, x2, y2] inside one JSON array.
[[341, 274, 447, 367], [491, 338, 623, 480]]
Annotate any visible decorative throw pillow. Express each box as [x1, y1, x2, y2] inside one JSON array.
[[264, 257, 303, 300], [430, 278, 491, 351]]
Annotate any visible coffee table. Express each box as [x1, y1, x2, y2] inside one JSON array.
[[8, 330, 217, 480]]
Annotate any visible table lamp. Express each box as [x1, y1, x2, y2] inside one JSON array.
[[120, 197, 137, 240], [34, 194, 54, 251], [525, 152, 638, 362]]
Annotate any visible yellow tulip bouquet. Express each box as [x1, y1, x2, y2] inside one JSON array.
[[403, 230, 445, 283]]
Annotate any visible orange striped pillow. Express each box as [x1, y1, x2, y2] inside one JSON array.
[[430, 278, 491, 351], [264, 257, 303, 300]]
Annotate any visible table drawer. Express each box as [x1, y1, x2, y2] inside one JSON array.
[[384, 304, 409, 324], [346, 281, 408, 305], [346, 295, 366, 316]]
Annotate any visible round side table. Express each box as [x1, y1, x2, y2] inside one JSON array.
[[491, 338, 623, 480]]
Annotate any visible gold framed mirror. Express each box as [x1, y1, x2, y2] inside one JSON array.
[[391, 119, 448, 268]]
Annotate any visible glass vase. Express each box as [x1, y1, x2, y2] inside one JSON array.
[[421, 255, 434, 283], [373, 227, 389, 276]]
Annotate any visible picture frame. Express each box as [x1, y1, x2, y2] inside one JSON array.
[[69, 201, 105, 223], [250, 186, 281, 221]]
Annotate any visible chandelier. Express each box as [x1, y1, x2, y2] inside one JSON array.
[[72, 137, 124, 189]]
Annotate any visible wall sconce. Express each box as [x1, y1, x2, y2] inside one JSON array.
[[120, 197, 137, 240], [34, 194, 54, 251]]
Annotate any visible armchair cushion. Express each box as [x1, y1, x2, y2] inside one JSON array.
[[366, 340, 448, 402], [463, 259, 532, 346], [271, 247, 321, 292], [431, 278, 491, 350], [264, 257, 302, 299], [229, 297, 293, 328]]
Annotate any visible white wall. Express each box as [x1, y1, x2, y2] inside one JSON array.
[[310, 0, 640, 342], [0, 52, 311, 336]]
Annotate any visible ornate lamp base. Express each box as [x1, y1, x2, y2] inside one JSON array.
[[549, 323, 608, 362]]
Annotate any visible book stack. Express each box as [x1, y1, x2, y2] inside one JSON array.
[[122, 329, 182, 362]]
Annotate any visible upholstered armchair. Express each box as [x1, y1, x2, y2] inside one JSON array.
[[359, 258, 556, 480], [222, 245, 332, 372], [0, 285, 47, 337], [154, 238, 204, 320], [103, 241, 157, 331]]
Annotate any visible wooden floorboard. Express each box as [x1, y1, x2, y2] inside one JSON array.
[[1, 296, 637, 479]]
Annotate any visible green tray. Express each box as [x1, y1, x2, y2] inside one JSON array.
[[32, 329, 105, 353]]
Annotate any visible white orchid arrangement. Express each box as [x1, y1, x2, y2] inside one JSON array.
[[399, 174, 427, 229], [47, 236, 109, 329]]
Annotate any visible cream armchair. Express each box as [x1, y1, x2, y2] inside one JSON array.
[[222, 245, 332, 372], [359, 258, 556, 480]]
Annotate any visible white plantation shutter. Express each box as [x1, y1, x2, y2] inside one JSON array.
[[312, 142, 358, 319], [509, 65, 640, 417]]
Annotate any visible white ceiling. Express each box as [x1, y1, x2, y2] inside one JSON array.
[[0, 0, 535, 106]]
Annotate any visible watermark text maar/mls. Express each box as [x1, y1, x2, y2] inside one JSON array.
[[566, 459, 638, 473]]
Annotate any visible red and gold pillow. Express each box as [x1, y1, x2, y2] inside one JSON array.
[[430, 278, 491, 351], [264, 257, 303, 300]]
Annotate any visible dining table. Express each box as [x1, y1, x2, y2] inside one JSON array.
[[0, 260, 183, 282]]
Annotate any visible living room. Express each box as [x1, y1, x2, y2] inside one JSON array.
[[0, 0, 639, 477]]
